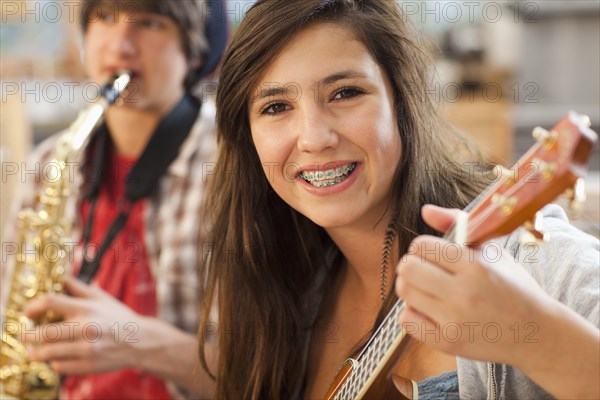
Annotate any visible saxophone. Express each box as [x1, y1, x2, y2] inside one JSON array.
[[0, 72, 131, 399]]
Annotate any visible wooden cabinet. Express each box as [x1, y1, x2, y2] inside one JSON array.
[[443, 98, 513, 166]]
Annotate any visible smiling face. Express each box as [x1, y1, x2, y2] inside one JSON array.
[[83, 4, 188, 115], [248, 23, 402, 231]]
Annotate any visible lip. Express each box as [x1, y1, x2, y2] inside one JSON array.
[[104, 66, 140, 80], [296, 161, 361, 196]]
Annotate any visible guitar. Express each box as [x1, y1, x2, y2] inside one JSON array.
[[323, 111, 598, 400]]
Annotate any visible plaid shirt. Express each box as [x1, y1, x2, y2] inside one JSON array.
[[2, 99, 217, 397]]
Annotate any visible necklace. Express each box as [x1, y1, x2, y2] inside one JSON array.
[[379, 218, 398, 301]]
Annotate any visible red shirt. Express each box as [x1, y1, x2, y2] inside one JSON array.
[[63, 150, 171, 399]]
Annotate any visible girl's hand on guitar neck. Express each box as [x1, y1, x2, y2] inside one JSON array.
[[395, 204, 572, 365], [395, 204, 600, 399]]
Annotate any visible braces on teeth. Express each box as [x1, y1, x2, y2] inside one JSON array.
[[299, 163, 356, 187]]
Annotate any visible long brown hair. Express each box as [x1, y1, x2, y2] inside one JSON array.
[[200, 0, 490, 398]]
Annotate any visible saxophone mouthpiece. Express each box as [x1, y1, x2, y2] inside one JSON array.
[[102, 71, 132, 105]]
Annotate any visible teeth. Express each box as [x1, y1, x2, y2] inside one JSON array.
[[312, 177, 344, 188], [300, 163, 356, 187]]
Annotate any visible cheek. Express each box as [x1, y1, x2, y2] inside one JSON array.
[[167, 60, 188, 86], [382, 133, 402, 177], [149, 42, 187, 78], [251, 125, 287, 165], [371, 115, 402, 180], [253, 136, 278, 170], [163, 45, 187, 68], [375, 105, 402, 158], [253, 140, 281, 190], [387, 129, 402, 164], [251, 131, 295, 186], [82, 37, 100, 76]]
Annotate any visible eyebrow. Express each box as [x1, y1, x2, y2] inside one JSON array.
[[254, 86, 290, 101], [322, 70, 368, 86], [253, 70, 369, 101]]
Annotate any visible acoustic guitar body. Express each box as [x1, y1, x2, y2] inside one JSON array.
[[324, 335, 412, 400]]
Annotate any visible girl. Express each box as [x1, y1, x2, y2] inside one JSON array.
[[199, 0, 599, 398]]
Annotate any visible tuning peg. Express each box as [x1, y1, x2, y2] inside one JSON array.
[[492, 194, 517, 215], [532, 127, 558, 149], [574, 113, 592, 128], [494, 165, 516, 184], [520, 211, 548, 245], [536, 159, 557, 181], [565, 178, 586, 214]]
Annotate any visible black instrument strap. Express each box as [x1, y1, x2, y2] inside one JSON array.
[[78, 94, 200, 284]]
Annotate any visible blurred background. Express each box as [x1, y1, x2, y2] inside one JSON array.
[[1, 0, 599, 237]]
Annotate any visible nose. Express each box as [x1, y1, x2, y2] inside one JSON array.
[[296, 107, 339, 153], [107, 17, 137, 58]]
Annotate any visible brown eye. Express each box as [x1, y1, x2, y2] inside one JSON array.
[[98, 11, 117, 24], [139, 18, 164, 29], [332, 87, 364, 101], [262, 102, 290, 115]]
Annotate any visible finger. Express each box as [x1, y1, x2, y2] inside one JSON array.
[[398, 305, 440, 344], [64, 275, 105, 299], [396, 255, 454, 300], [20, 321, 81, 344], [51, 358, 98, 375], [411, 235, 474, 274], [398, 305, 436, 340], [395, 274, 446, 323], [29, 340, 93, 362], [421, 204, 462, 233], [24, 293, 88, 320]]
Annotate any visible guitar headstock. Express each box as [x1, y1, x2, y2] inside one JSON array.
[[466, 111, 598, 244]]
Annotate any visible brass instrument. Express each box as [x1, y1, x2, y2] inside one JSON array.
[[0, 72, 131, 399]]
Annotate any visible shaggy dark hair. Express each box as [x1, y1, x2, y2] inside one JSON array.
[[80, 0, 209, 90]]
